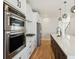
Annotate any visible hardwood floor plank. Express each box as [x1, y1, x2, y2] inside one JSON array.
[[30, 37, 55, 59]]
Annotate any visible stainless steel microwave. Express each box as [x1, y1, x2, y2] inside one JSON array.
[[4, 3, 26, 32]]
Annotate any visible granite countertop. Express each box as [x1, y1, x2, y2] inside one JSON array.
[[51, 34, 75, 59]]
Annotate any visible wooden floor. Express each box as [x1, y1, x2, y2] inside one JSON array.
[[30, 37, 55, 59]]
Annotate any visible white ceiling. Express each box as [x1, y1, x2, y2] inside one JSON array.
[[27, 0, 75, 18]]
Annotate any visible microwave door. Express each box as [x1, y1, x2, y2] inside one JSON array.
[[4, 11, 25, 31]]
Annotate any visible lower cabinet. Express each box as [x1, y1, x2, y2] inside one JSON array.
[[12, 54, 22, 59], [12, 46, 33, 59], [12, 48, 27, 59], [51, 35, 67, 59]]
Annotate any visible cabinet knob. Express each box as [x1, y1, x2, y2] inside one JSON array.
[[17, 0, 21, 8]]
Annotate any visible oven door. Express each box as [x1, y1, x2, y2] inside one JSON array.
[[4, 11, 25, 31], [4, 31, 26, 59]]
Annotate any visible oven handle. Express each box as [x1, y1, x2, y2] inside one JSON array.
[[10, 12, 25, 21], [6, 12, 11, 26], [10, 34, 23, 38], [6, 12, 25, 23], [6, 31, 24, 38]]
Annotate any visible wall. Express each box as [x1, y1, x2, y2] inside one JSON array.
[[40, 17, 58, 39]]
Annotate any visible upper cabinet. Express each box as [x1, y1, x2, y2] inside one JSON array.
[[25, 4, 34, 21], [25, 5, 40, 22], [4, 0, 26, 15], [32, 12, 40, 22], [20, 0, 26, 14]]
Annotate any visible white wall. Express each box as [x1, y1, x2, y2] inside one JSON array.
[[40, 17, 58, 38]]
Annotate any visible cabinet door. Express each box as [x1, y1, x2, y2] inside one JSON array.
[[60, 49, 67, 59], [22, 46, 32, 59], [12, 48, 27, 59], [4, 0, 26, 15], [51, 35, 67, 59], [22, 48, 29, 59], [12, 52, 23, 59], [20, 0, 26, 14], [27, 45, 32, 59], [4, 0, 19, 9], [25, 4, 33, 21], [32, 40, 36, 52], [34, 39, 37, 48]]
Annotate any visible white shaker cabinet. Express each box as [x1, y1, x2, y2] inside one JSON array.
[[25, 4, 33, 21], [12, 48, 27, 59], [19, 0, 26, 14], [4, 0, 16, 6], [4, 0, 26, 15], [22, 48, 30, 59], [32, 39, 37, 51], [12, 50, 24, 59]]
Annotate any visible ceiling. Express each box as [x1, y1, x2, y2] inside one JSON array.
[[27, 0, 75, 18]]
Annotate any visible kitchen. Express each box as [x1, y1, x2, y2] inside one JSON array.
[[3, 0, 75, 59]]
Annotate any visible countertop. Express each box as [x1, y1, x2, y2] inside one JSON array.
[[51, 34, 75, 59]]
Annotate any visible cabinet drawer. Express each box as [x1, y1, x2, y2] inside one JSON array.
[[12, 54, 23, 59]]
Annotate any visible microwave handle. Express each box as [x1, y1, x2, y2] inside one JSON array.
[[6, 12, 11, 26]]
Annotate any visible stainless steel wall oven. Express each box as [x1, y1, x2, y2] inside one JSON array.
[[4, 3, 26, 59]]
